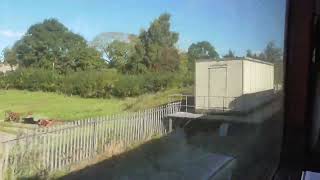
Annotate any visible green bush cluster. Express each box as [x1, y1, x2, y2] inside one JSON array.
[[0, 68, 193, 98], [1, 68, 62, 92]]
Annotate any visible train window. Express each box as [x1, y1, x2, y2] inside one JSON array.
[[0, 0, 286, 179]]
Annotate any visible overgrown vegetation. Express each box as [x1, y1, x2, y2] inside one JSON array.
[[1, 13, 282, 99], [1, 13, 195, 99], [0, 68, 193, 98]]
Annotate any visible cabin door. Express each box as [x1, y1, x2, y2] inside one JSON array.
[[208, 67, 227, 110]]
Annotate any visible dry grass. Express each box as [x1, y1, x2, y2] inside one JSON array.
[[103, 141, 126, 158], [68, 136, 157, 174]]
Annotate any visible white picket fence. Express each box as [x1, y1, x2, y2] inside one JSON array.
[[0, 102, 181, 179]]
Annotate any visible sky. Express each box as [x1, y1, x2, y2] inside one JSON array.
[[0, 0, 286, 57]]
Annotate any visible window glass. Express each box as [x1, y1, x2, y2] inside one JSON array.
[[0, 0, 286, 179]]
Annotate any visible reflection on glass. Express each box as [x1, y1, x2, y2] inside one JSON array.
[[0, 0, 285, 179]]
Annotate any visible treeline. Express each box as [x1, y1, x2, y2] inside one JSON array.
[[2, 14, 198, 74], [1, 14, 197, 97], [0, 68, 193, 98], [1, 13, 283, 98]]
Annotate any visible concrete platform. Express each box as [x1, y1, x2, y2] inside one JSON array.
[[167, 98, 282, 124], [180, 153, 235, 180], [167, 112, 204, 119]]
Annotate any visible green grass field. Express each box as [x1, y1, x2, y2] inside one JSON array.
[[0, 87, 191, 122]]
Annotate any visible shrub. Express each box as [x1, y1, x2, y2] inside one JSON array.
[[2, 68, 62, 92], [143, 72, 175, 92], [61, 69, 119, 98], [0, 68, 193, 98], [112, 74, 146, 97]]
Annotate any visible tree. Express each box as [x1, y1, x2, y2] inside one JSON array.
[[90, 32, 137, 62], [179, 52, 189, 74], [126, 40, 148, 74], [258, 53, 266, 60], [246, 49, 263, 59], [188, 41, 219, 60], [187, 41, 219, 71], [246, 49, 253, 58], [263, 41, 282, 62], [223, 49, 235, 58], [3, 47, 17, 67], [138, 13, 180, 72], [105, 40, 135, 72], [10, 18, 104, 73]]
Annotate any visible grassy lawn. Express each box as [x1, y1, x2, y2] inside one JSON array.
[[0, 87, 191, 122]]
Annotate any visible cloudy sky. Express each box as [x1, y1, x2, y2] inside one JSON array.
[[0, 0, 286, 57]]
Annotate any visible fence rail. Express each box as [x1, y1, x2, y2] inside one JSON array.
[[0, 102, 181, 179], [169, 94, 238, 112], [169, 92, 277, 113]]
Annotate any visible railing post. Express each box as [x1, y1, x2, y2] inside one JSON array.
[[185, 95, 188, 112], [169, 117, 173, 132], [223, 97, 225, 112]]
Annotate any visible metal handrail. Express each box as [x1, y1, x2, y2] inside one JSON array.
[[168, 94, 239, 112]]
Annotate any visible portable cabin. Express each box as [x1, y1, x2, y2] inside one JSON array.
[[195, 58, 274, 112]]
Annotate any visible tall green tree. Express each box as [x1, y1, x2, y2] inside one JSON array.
[[188, 41, 219, 60], [10, 18, 104, 73], [106, 40, 135, 73], [126, 40, 148, 74], [138, 13, 180, 72], [3, 47, 17, 67], [187, 41, 219, 71]]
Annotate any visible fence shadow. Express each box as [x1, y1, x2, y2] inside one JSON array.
[[11, 101, 282, 180], [59, 111, 282, 180], [228, 89, 277, 113], [60, 130, 216, 180]]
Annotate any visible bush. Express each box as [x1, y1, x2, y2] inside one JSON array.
[[0, 68, 193, 98], [0, 73, 5, 89], [61, 69, 119, 98], [113, 74, 146, 97], [143, 72, 175, 92], [2, 68, 62, 92]]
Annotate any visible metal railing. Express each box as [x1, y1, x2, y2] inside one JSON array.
[[168, 94, 239, 113], [0, 102, 181, 179], [169, 91, 279, 114]]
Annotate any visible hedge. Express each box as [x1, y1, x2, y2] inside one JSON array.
[[0, 68, 193, 98]]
